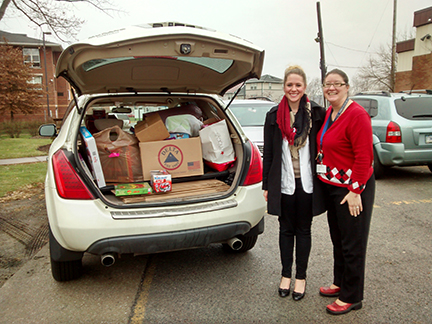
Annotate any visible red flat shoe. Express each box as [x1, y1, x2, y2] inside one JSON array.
[[326, 301, 362, 315], [319, 286, 340, 297]]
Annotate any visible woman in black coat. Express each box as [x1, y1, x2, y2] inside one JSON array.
[[262, 65, 326, 301]]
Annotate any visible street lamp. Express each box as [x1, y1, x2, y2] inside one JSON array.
[[43, 31, 52, 119]]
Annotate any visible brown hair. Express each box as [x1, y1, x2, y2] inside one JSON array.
[[325, 68, 349, 85], [284, 65, 307, 86]]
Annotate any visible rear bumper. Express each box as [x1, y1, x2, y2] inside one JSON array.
[[376, 142, 432, 166], [87, 218, 264, 255]]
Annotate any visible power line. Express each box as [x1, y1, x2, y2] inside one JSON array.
[[326, 42, 376, 54]]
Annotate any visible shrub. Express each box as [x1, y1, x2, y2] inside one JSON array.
[[24, 119, 48, 137], [2, 121, 24, 138]]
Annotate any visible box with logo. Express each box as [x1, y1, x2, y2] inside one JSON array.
[[150, 170, 172, 193], [79, 126, 106, 188], [139, 137, 203, 180]]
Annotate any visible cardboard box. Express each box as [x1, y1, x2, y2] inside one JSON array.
[[114, 182, 152, 196], [139, 137, 204, 180], [150, 170, 172, 193], [134, 113, 170, 142], [79, 126, 106, 188]]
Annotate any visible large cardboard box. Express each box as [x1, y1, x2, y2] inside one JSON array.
[[134, 113, 170, 142], [139, 137, 203, 180], [79, 126, 106, 188]]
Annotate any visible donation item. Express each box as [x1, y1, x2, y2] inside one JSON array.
[[199, 119, 236, 171], [93, 125, 143, 183], [134, 113, 170, 142], [150, 170, 172, 193], [114, 182, 153, 196], [79, 126, 106, 188], [139, 137, 203, 180]]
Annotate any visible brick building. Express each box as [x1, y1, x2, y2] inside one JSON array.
[[0, 30, 69, 122], [395, 6, 432, 92]]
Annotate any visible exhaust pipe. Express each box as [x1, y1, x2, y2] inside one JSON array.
[[226, 237, 243, 251], [101, 253, 115, 267]]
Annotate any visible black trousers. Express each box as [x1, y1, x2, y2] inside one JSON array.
[[279, 178, 313, 280], [324, 175, 375, 303]]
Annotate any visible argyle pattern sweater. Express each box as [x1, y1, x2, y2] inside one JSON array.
[[316, 101, 373, 194]]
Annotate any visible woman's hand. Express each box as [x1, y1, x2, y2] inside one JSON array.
[[263, 190, 268, 202], [340, 191, 362, 217]]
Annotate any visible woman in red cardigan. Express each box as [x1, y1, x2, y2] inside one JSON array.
[[316, 69, 375, 315]]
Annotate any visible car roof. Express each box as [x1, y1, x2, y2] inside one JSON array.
[[56, 23, 265, 97], [352, 92, 432, 99]]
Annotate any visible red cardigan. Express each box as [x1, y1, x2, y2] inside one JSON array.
[[316, 100, 373, 194]]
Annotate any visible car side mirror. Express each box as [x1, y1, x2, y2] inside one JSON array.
[[39, 124, 57, 137]]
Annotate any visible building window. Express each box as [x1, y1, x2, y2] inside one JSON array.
[[28, 75, 43, 90], [23, 48, 41, 68], [269, 83, 272, 90], [57, 92, 64, 97]]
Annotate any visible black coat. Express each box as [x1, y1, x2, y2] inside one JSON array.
[[262, 100, 327, 217]]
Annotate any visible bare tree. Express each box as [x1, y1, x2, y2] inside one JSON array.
[[0, 42, 44, 120], [357, 44, 394, 92], [0, 0, 115, 42], [307, 77, 325, 106]]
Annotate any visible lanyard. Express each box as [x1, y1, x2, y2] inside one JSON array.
[[319, 97, 350, 149]]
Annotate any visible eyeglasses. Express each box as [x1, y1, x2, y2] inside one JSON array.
[[323, 82, 347, 88]]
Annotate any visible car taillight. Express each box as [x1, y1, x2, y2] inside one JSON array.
[[52, 150, 94, 200], [242, 141, 263, 186], [386, 121, 402, 143]]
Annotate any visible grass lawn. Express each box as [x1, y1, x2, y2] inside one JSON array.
[[0, 162, 47, 197], [0, 134, 52, 159]]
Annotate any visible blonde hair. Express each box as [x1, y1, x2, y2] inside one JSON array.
[[283, 65, 307, 86]]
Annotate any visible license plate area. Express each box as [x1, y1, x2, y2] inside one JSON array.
[[426, 134, 432, 144]]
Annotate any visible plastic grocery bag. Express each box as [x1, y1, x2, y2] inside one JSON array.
[[93, 125, 143, 183], [165, 114, 203, 136], [199, 119, 236, 171]]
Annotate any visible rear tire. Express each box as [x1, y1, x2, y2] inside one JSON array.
[[373, 148, 386, 179], [49, 230, 83, 282], [51, 257, 83, 282]]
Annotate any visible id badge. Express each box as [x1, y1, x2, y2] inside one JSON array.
[[316, 164, 326, 174]]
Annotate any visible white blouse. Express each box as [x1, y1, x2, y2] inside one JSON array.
[[281, 137, 313, 195]]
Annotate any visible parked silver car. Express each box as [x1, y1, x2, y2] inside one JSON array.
[[351, 91, 432, 178], [227, 99, 275, 156]]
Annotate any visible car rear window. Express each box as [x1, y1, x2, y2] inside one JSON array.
[[82, 56, 233, 73], [229, 103, 273, 126], [394, 97, 432, 120]]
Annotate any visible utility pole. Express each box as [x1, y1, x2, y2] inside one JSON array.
[[390, 0, 397, 92], [316, 2, 327, 106]]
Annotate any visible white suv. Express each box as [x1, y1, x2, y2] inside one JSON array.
[[39, 23, 266, 281]]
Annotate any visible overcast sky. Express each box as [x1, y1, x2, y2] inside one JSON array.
[[1, 0, 431, 82]]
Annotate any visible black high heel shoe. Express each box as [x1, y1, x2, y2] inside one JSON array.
[[278, 287, 290, 298], [292, 280, 306, 301], [278, 277, 291, 298]]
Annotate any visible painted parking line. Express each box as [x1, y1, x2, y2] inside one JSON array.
[[374, 198, 432, 208], [129, 256, 156, 324]]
